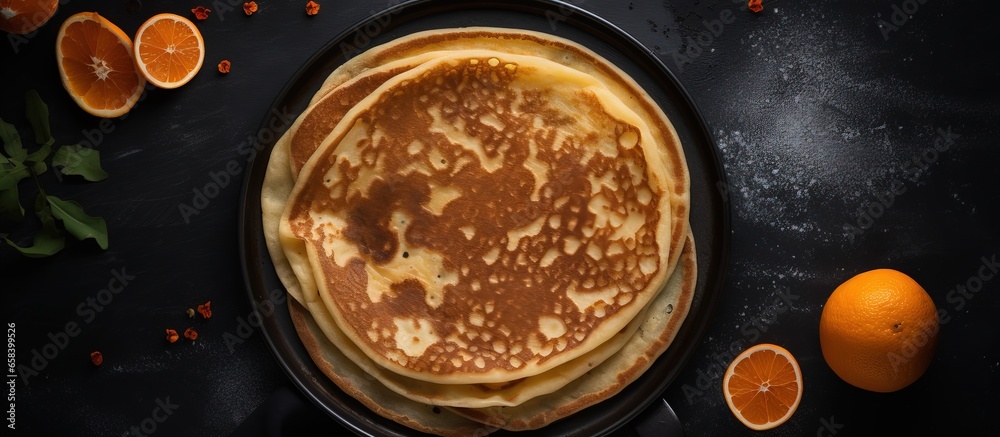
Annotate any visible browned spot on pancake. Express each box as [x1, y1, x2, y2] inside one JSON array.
[[344, 177, 430, 264]]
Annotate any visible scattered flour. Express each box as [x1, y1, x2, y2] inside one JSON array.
[[703, 4, 976, 244], [201, 345, 274, 434]]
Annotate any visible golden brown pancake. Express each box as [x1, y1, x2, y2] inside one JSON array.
[[266, 52, 673, 410], [279, 50, 673, 384], [265, 28, 690, 311], [260, 26, 696, 435], [309, 28, 690, 274], [289, 232, 695, 432]]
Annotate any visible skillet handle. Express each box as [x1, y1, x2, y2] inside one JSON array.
[[631, 398, 684, 437]]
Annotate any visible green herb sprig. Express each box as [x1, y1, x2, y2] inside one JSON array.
[[1, 90, 109, 257]]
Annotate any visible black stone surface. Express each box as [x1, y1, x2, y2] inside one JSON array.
[[3, 1, 997, 436]]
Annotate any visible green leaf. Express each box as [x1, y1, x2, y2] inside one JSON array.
[[0, 161, 29, 220], [53, 145, 108, 181], [3, 232, 63, 257], [0, 189, 24, 220], [26, 142, 51, 165], [0, 160, 29, 191], [46, 195, 108, 249], [0, 118, 26, 162], [4, 193, 65, 257], [24, 90, 54, 147]]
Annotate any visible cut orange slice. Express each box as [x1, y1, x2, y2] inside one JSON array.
[[56, 12, 147, 118], [133, 13, 205, 89], [723, 343, 803, 430], [0, 0, 58, 34]]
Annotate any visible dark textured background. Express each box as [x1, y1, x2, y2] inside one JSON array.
[[2, 0, 998, 436]]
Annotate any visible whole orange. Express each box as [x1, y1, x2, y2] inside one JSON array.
[[0, 0, 58, 34], [819, 268, 939, 392]]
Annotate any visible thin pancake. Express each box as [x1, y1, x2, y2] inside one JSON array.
[[261, 27, 696, 434], [308, 28, 690, 275], [266, 53, 668, 409], [265, 27, 690, 313], [290, 231, 695, 432], [280, 50, 673, 384]]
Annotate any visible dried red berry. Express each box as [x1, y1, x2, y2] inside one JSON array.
[[197, 301, 213, 318], [305, 1, 320, 16], [192, 6, 211, 21]]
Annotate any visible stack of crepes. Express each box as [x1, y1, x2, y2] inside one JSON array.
[[260, 27, 696, 435]]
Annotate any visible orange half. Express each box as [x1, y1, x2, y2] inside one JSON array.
[[133, 13, 205, 89], [723, 343, 803, 431], [56, 12, 146, 118]]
